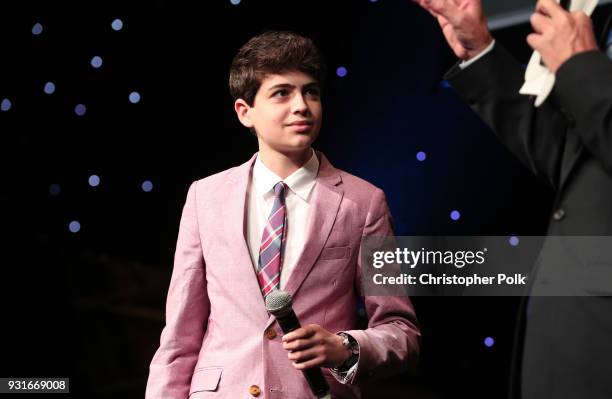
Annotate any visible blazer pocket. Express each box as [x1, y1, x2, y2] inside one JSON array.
[[190, 367, 222, 393], [319, 246, 350, 261]]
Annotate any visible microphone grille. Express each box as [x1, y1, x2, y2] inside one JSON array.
[[265, 289, 293, 316]]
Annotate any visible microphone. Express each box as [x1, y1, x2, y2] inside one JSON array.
[[265, 290, 331, 399]]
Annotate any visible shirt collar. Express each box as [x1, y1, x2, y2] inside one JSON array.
[[253, 149, 319, 201]]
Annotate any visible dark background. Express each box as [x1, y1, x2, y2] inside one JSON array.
[[1, 1, 611, 398]]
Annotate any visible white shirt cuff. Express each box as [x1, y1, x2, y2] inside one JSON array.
[[459, 40, 496, 69]]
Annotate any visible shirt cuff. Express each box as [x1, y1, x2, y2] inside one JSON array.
[[459, 40, 496, 69], [329, 360, 359, 384], [329, 333, 360, 384]]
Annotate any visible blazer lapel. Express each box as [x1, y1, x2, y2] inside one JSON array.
[[283, 152, 344, 299], [222, 153, 270, 313], [559, 129, 583, 190]]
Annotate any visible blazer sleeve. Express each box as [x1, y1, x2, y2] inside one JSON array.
[[145, 181, 210, 399], [445, 44, 569, 190], [554, 50, 612, 178], [343, 188, 421, 384]]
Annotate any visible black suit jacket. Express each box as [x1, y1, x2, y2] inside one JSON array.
[[445, 35, 612, 399]]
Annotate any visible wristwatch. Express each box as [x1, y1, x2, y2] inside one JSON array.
[[337, 332, 359, 370]]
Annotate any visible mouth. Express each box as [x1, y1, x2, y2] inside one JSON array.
[[286, 121, 314, 133], [286, 121, 314, 127]]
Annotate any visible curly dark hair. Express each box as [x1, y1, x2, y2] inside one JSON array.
[[229, 31, 326, 106]]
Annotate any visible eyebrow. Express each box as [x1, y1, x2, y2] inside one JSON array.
[[267, 82, 320, 93]]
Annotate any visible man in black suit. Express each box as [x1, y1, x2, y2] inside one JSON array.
[[414, 0, 612, 398]]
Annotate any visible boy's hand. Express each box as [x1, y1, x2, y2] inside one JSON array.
[[282, 324, 350, 370], [527, 0, 598, 73], [413, 0, 493, 61]]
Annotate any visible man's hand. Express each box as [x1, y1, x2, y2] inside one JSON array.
[[527, 0, 598, 73], [413, 0, 493, 60], [282, 325, 350, 370]]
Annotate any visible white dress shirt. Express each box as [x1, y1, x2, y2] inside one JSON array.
[[245, 150, 358, 383], [246, 150, 319, 289]]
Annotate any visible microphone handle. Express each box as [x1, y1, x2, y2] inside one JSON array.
[[276, 311, 330, 397]]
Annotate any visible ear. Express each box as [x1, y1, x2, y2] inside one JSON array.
[[234, 99, 254, 128]]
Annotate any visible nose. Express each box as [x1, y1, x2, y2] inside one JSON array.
[[291, 93, 310, 115]]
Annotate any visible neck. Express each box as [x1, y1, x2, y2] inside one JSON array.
[[258, 146, 313, 179]]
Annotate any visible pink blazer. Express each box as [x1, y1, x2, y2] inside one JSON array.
[[146, 152, 420, 398]]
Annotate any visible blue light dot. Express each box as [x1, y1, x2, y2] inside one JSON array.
[[142, 180, 153, 192], [129, 91, 141, 104], [484, 337, 495, 347], [32, 22, 43, 35], [230, 0, 241, 4], [88, 174, 100, 187], [450, 210, 461, 221], [111, 18, 123, 31], [509, 236, 520, 246], [44, 81, 56, 94], [49, 184, 61, 196], [416, 151, 427, 162], [69, 221, 81, 233], [91, 56, 103, 68], [75, 104, 87, 116], [336, 66, 347, 78], [1, 98, 11, 111]]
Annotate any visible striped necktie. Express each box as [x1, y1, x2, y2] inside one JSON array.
[[257, 182, 287, 298]]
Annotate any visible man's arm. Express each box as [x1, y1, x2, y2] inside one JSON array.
[[555, 50, 612, 177], [526, 0, 612, 177], [414, 0, 569, 188], [343, 188, 421, 384], [145, 181, 210, 399]]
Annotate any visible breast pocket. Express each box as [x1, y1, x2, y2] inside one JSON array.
[[190, 367, 222, 394], [319, 246, 350, 261]]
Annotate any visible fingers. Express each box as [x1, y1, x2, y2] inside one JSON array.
[[282, 335, 322, 351], [287, 346, 321, 363], [530, 12, 551, 34], [291, 355, 324, 370], [536, 0, 565, 19], [527, 32, 544, 51], [282, 325, 316, 344], [414, 0, 461, 23]]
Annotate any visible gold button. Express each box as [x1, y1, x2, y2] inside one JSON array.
[[264, 328, 277, 340], [249, 385, 261, 397]]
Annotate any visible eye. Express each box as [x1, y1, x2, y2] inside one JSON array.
[[272, 89, 288, 97], [305, 87, 320, 96]]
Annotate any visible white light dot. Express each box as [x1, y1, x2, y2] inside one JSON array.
[[450, 210, 461, 221], [69, 221, 81, 233], [75, 103, 87, 116], [32, 22, 43, 35], [111, 18, 123, 31], [230, 0, 241, 5], [142, 180, 153, 192], [44, 81, 56, 94], [88, 174, 100, 187], [91, 56, 103, 68], [129, 91, 141, 104], [1, 98, 11, 111]]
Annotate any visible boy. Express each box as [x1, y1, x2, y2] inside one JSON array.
[[146, 31, 420, 398]]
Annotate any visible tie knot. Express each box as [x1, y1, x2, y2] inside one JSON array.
[[273, 182, 287, 198]]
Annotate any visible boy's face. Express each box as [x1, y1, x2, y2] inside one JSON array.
[[235, 70, 322, 156]]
